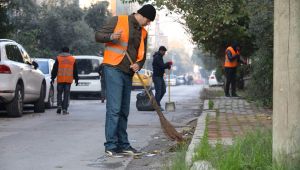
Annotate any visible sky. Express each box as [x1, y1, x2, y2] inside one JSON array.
[[79, 0, 96, 8], [157, 9, 195, 57]]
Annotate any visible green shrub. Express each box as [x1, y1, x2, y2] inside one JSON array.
[[208, 100, 214, 110], [193, 128, 273, 170]]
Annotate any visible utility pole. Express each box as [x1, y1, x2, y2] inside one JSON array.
[[273, 0, 300, 161]]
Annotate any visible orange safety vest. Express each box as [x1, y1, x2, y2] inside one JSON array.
[[57, 56, 75, 83], [103, 15, 147, 65], [224, 46, 239, 68]]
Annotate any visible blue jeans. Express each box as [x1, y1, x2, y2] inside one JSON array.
[[153, 76, 166, 106], [57, 83, 71, 111], [100, 75, 106, 99], [103, 66, 132, 150]]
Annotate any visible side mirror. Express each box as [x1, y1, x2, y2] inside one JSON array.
[[32, 61, 39, 69]]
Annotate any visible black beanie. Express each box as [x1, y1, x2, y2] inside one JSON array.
[[137, 4, 156, 21]]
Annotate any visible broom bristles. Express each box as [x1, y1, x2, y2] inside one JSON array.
[[151, 97, 183, 141]]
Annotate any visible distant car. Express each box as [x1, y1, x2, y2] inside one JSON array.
[[0, 39, 46, 117], [176, 75, 186, 85], [35, 58, 57, 108], [208, 70, 222, 87], [70, 55, 103, 98], [165, 74, 177, 86], [132, 69, 153, 89]]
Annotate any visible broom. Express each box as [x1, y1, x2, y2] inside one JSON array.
[[125, 51, 183, 142]]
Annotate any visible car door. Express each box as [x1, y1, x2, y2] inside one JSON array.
[[19, 45, 42, 97], [5, 44, 33, 98]]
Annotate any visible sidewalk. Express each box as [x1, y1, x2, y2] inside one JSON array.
[[186, 88, 272, 168]]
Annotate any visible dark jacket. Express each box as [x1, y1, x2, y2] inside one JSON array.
[[95, 14, 147, 75], [152, 52, 170, 77], [51, 52, 79, 83]]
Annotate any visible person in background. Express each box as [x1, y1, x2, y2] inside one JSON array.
[[224, 41, 246, 97], [51, 47, 79, 115], [152, 46, 172, 111], [95, 4, 156, 157]]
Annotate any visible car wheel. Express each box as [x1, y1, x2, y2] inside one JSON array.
[[45, 85, 55, 108], [6, 84, 23, 117], [34, 83, 46, 113]]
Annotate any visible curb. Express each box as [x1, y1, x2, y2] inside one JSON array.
[[185, 99, 210, 167]]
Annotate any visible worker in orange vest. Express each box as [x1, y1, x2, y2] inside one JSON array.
[[224, 41, 246, 97], [95, 4, 156, 157], [51, 47, 78, 115]]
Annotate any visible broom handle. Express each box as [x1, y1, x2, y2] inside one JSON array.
[[124, 51, 152, 99]]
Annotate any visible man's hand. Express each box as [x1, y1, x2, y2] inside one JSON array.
[[50, 79, 54, 85], [75, 80, 79, 86], [167, 61, 173, 69], [110, 30, 123, 40], [130, 63, 140, 72], [167, 61, 173, 65]]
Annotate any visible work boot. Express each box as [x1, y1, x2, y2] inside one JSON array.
[[56, 107, 61, 114], [225, 93, 230, 97]]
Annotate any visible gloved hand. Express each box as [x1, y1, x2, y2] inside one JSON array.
[[50, 79, 54, 85], [167, 61, 173, 66], [75, 80, 79, 86]]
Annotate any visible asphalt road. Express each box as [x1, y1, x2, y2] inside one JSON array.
[[0, 84, 203, 170]]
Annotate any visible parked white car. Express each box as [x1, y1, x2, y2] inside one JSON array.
[[70, 55, 103, 98], [208, 70, 222, 87], [35, 58, 57, 108], [0, 39, 46, 117]]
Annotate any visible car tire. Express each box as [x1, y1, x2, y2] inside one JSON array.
[[45, 85, 55, 108], [6, 84, 23, 117], [34, 83, 46, 113]]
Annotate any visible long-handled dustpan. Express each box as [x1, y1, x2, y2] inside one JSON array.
[[165, 69, 176, 112], [124, 51, 183, 141]]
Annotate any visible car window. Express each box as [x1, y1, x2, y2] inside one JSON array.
[[19, 46, 32, 64], [77, 59, 100, 75], [36, 60, 49, 74], [5, 45, 24, 63]]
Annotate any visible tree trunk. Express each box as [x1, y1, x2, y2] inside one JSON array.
[[273, 0, 300, 161]]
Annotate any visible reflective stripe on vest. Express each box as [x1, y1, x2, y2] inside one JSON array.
[[57, 56, 75, 83], [103, 15, 147, 65], [224, 46, 239, 68]]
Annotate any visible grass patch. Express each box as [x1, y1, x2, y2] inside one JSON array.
[[168, 114, 299, 170], [193, 125, 274, 170], [193, 127, 300, 169], [193, 116, 211, 161], [164, 142, 189, 170], [208, 100, 214, 110]]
